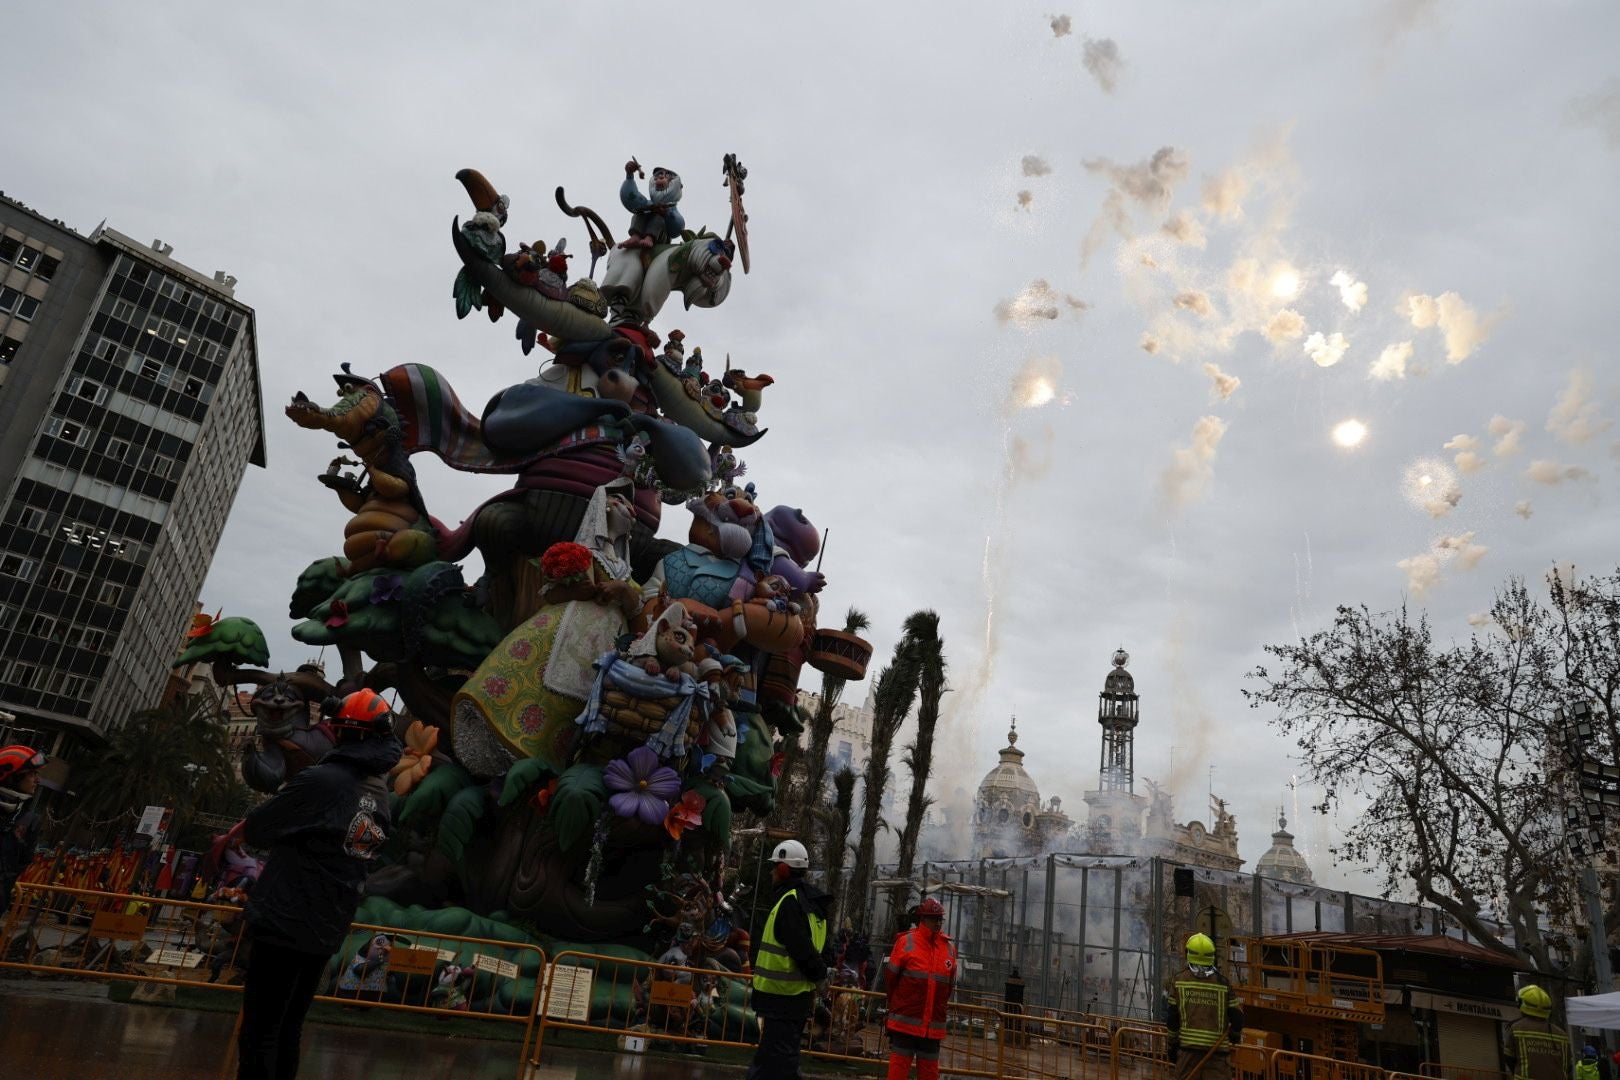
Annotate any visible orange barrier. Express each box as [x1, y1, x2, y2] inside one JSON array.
[[1109, 1023, 1173, 1080], [805, 982, 890, 1064], [1271, 1049, 1386, 1080], [996, 1015, 1113, 1080], [0, 883, 543, 1079], [1415, 1066, 1510, 1080], [534, 949, 758, 1061]]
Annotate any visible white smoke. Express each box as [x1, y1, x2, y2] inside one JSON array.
[[994, 279, 1085, 324], [1265, 309, 1307, 344], [1442, 434, 1484, 474], [1515, 500, 1533, 520], [1174, 290, 1215, 317], [1203, 362, 1241, 402], [1202, 169, 1247, 221], [1082, 147, 1191, 264], [1161, 415, 1229, 508], [1022, 155, 1053, 177], [1525, 460, 1592, 485], [1435, 531, 1489, 570], [1369, 341, 1412, 381], [1162, 209, 1207, 248], [1405, 291, 1495, 362], [1547, 369, 1611, 445], [1488, 415, 1526, 457], [1141, 332, 1162, 355], [1397, 553, 1443, 595], [1049, 13, 1073, 37], [1082, 38, 1123, 93], [1303, 331, 1349, 368], [1330, 270, 1368, 313]]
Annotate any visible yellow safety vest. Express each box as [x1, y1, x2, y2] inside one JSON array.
[[753, 888, 827, 997], [1510, 1022, 1569, 1080], [1174, 975, 1232, 1049]]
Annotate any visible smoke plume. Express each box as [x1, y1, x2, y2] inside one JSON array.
[[1369, 341, 1412, 381], [1049, 13, 1073, 37], [1082, 38, 1123, 93], [1082, 147, 1190, 264], [1488, 415, 1526, 457], [1525, 460, 1592, 485], [1203, 362, 1241, 402], [1162, 209, 1207, 248], [995, 279, 1086, 324], [1265, 309, 1306, 344], [1303, 331, 1349, 368], [1174, 290, 1215, 317], [1022, 155, 1053, 177], [1405, 291, 1495, 362], [1330, 270, 1368, 313], [1161, 415, 1228, 508], [1547, 369, 1611, 445]]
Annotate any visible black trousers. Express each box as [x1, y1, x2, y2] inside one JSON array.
[[237, 939, 331, 1080], [747, 991, 813, 1080]]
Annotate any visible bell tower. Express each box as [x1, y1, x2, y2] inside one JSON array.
[[1098, 647, 1139, 792]]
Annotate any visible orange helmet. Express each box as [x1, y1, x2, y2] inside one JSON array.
[[324, 689, 394, 739], [0, 744, 47, 784]]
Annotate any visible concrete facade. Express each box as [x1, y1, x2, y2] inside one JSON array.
[[0, 194, 264, 754]]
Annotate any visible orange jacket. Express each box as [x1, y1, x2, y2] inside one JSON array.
[[884, 925, 958, 1040]]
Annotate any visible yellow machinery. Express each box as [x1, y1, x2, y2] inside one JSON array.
[[1226, 936, 1385, 1068]]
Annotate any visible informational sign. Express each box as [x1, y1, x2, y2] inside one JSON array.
[[473, 953, 519, 979], [436, 948, 458, 963], [150, 948, 205, 968], [135, 805, 169, 839], [542, 965, 595, 1020], [649, 978, 692, 1007], [387, 946, 442, 976], [89, 910, 150, 941]]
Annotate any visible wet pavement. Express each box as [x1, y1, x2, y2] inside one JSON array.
[[0, 980, 770, 1079]]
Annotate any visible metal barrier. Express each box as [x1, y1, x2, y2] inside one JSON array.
[[997, 1015, 1112, 1080], [0, 883, 543, 1079], [1271, 1049, 1387, 1080], [806, 982, 890, 1064], [941, 1001, 1003, 1078], [534, 949, 758, 1060], [1110, 1023, 1173, 1080], [1415, 1066, 1511, 1080]]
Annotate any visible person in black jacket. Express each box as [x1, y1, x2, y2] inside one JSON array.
[[0, 745, 46, 913], [748, 838, 834, 1080], [236, 689, 401, 1080]]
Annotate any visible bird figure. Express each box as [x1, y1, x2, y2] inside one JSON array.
[[721, 368, 774, 413], [453, 169, 510, 321]]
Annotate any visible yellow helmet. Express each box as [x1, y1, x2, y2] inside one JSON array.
[[1517, 985, 1552, 1019], [1186, 933, 1216, 967]]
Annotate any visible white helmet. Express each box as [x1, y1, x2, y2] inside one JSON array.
[[770, 839, 810, 869]]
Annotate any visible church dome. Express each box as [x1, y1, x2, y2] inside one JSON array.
[[976, 722, 1041, 808], [1255, 813, 1315, 885], [1104, 647, 1136, 695]]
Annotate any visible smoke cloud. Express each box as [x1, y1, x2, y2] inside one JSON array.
[[1467, 612, 1491, 628], [1082, 38, 1123, 93], [1141, 333, 1161, 355], [1397, 553, 1442, 595], [994, 279, 1086, 324], [1002, 355, 1066, 416], [1021, 155, 1053, 177], [1567, 77, 1620, 149], [1547, 369, 1611, 445], [1304, 331, 1349, 368], [1402, 457, 1462, 517], [1049, 13, 1073, 37], [1161, 415, 1229, 508], [1489, 415, 1526, 457], [1406, 291, 1495, 362], [1174, 290, 1215, 317], [1265, 309, 1307, 343], [1515, 500, 1533, 520], [1369, 341, 1412, 381], [1436, 531, 1489, 571], [1016, 190, 1033, 210], [1443, 434, 1484, 474], [1203, 362, 1241, 402], [1330, 270, 1368, 313], [1525, 459, 1592, 485], [1162, 209, 1207, 248], [1202, 169, 1247, 221], [1082, 147, 1190, 264]]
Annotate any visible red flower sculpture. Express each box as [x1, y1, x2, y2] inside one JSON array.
[[540, 541, 594, 584], [532, 778, 560, 814], [664, 790, 707, 841]]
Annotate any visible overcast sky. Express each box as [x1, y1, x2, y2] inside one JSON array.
[[7, 1, 1619, 894]]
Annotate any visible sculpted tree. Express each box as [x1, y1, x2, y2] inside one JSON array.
[[1245, 569, 1620, 980], [824, 767, 857, 930], [895, 610, 946, 895], [788, 607, 872, 830], [846, 637, 921, 933]]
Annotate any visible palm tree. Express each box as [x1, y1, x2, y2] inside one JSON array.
[[799, 607, 870, 820], [823, 767, 857, 931], [894, 611, 946, 903], [845, 636, 920, 933], [70, 695, 238, 842]]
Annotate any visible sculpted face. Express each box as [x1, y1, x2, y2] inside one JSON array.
[[252, 676, 309, 738], [655, 620, 696, 669], [605, 493, 636, 537]]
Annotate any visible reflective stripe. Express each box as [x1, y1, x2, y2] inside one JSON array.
[[752, 888, 828, 997], [1175, 977, 1229, 1049], [893, 969, 953, 983]]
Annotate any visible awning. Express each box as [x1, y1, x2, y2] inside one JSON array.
[[1567, 992, 1620, 1029]]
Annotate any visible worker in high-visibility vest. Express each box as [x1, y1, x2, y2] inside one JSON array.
[[747, 839, 831, 1080], [1576, 1044, 1601, 1080], [1162, 933, 1244, 1080], [1504, 985, 1569, 1080], [882, 896, 958, 1080]]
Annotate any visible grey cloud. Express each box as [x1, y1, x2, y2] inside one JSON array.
[[1568, 77, 1620, 149], [1021, 155, 1053, 177], [1082, 38, 1124, 94], [1082, 147, 1190, 264]]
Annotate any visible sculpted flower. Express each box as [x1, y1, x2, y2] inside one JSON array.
[[389, 720, 438, 797], [324, 599, 349, 628], [539, 541, 594, 584], [370, 574, 404, 605], [663, 790, 707, 841], [604, 746, 680, 826]]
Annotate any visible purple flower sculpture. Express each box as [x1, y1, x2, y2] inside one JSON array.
[[604, 746, 680, 826], [370, 574, 405, 605]]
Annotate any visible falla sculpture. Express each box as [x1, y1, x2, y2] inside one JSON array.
[[173, 156, 872, 1020]]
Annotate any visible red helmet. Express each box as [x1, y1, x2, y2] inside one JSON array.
[[917, 898, 946, 919], [325, 689, 394, 738], [0, 744, 47, 784]]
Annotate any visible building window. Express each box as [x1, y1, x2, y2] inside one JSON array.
[[45, 417, 84, 444], [70, 377, 108, 405], [0, 236, 18, 263], [140, 357, 166, 383], [15, 296, 38, 320], [35, 254, 59, 281], [25, 613, 60, 642], [182, 376, 204, 398], [15, 246, 39, 272], [1, 553, 38, 581], [49, 672, 87, 700], [46, 567, 77, 591], [14, 506, 47, 532], [111, 299, 137, 322], [79, 628, 106, 652], [0, 337, 19, 363], [0, 286, 20, 312], [0, 604, 13, 630], [98, 582, 124, 606], [105, 437, 131, 461], [3, 661, 40, 690]]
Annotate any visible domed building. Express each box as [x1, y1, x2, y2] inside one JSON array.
[[972, 720, 1071, 858], [1254, 812, 1315, 884]]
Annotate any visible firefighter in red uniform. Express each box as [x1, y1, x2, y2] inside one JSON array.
[[882, 896, 958, 1080]]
